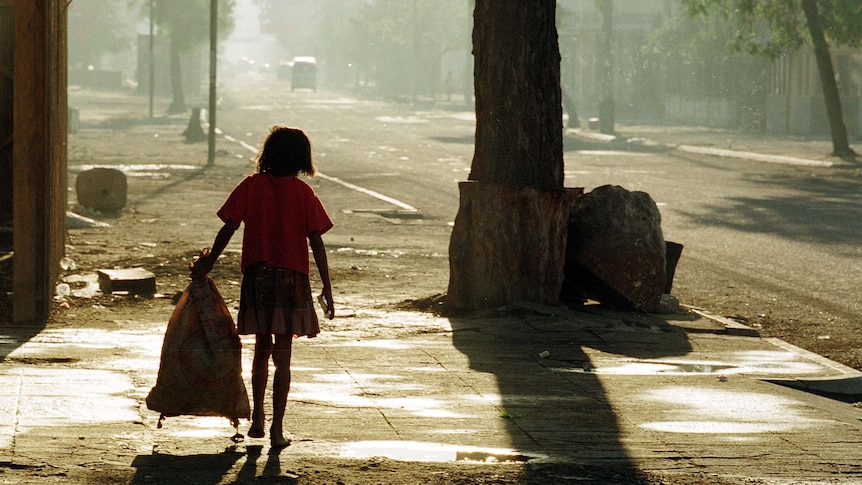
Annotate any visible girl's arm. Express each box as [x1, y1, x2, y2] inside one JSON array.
[[190, 219, 239, 279], [309, 231, 334, 319]]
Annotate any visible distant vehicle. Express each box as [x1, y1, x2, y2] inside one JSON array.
[[290, 56, 317, 92], [236, 57, 256, 75]]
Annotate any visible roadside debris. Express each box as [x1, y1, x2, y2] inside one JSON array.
[[66, 211, 111, 229], [96, 267, 156, 296]]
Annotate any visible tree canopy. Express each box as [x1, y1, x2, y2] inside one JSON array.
[[68, 0, 139, 70], [151, 0, 237, 51], [682, 0, 862, 56], [349, 0, 470, 94], [681, 0, 860, 158], [141, 0, 236, 113]]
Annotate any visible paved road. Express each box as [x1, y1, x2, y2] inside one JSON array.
[[218, 77, 862, 342], [1, 82, 860, 484]]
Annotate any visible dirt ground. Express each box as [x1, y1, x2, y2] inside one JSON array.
[[0, 96, 859, 484]]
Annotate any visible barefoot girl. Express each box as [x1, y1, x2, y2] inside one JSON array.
[[192, 126, 334, 449]]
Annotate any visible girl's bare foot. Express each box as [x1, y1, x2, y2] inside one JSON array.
[[248, 421, 265, 439], [270, 427, 291, 449], [270, 435, 291, 450], [248, 409, 265, 438]]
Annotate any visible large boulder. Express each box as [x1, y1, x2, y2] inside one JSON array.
[[564, 184, 666, 312], [75, 167, 127, 213]]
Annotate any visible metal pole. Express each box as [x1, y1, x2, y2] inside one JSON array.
[[148, 0, 154, 119], [207, 0, 218, 167], [598, 0, 614, 134]]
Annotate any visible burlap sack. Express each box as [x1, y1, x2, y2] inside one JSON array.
[[146, 277, 250, 425]]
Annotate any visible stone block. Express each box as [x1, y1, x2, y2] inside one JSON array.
[[75, 167, 127, 213]]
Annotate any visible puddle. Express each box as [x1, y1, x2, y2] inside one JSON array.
[[556, 351, 835, 377], [342, 440, 543, 463], [557, 361, 738, 375], [659, 363, 736, 374]]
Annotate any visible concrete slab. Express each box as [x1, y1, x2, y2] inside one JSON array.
[[0, 304, 860, 483]]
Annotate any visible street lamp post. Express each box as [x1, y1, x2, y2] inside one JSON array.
[[149, 0, 155, 120], [207, 0, 217, 167]]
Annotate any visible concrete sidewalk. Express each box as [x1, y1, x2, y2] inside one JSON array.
[[570, 123, 861, 169], [1, 299, 861, 483], [2, 92, 862, 483]]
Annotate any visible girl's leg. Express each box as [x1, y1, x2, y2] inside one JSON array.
[[269, 334, 293, 448], [250, 334, 273, 438]]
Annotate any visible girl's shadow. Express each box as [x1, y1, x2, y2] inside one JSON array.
[[130, 445, 299, 484]]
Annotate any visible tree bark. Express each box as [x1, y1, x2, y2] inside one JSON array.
[[801, 0, 856, 159], [448, 182, 579, 310], [448, 1, 571, 311], [469, 0, 563, 190]]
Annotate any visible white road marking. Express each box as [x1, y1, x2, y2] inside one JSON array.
[[227, 133, 418, 213]]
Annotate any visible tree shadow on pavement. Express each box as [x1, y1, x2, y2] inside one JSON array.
[[448, 303, 692, 484], [678, 169, 862, 248]]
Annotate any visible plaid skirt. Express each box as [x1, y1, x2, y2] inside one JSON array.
[[237, 263, 320, 337]]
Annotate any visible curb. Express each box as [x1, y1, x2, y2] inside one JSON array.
[[683, 306, 760, 337], [568, 128, 847, 168]]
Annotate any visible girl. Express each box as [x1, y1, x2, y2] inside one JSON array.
[[191, 126, 334, 449]]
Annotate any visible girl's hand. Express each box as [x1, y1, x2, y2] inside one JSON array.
[[318, 289, 335, 320], [190, 248, 214, 279]]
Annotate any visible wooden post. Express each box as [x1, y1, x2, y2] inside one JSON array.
[[0, 0, 13, 222], [13, 0, 67, 322]]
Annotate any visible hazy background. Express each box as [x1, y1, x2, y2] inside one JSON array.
[[66, 0, 862, 137]]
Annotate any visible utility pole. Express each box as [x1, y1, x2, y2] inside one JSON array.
[[207, 0, 217, 167], [149, 0, 155, 119], [598, 0, 614, 135]]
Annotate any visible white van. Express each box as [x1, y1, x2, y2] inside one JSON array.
[[291, 56, 317, 92]]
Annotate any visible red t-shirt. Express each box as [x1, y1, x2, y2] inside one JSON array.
[[217, 174, 333, 274]]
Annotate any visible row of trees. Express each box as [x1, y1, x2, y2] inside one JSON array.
[[675, 0, 862, 158], [69, 0, 236, 114], [455, 0, 862, 310], [69, 1, 862, 158]]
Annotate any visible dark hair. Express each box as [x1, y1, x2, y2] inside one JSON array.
[[255, 126, 316, 177]]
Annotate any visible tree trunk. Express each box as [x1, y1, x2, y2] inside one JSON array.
[[448, 182, 580, 310], [801, 0, 856, 159], [168, 35, 186, 114], [448, 1, 571, 312], [469, 0, 563, 190]]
